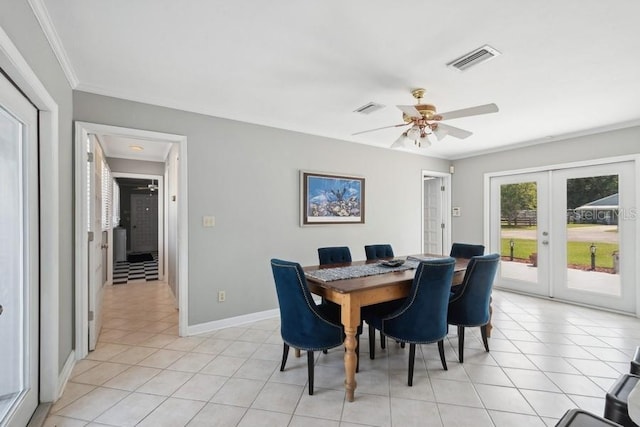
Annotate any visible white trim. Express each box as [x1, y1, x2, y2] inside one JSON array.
[[27, 0, 79, 88], [0, 22, 60, 403], [187, 309, 280, 336], [56, 351, 76, 400], [178, 136, 189, 336]]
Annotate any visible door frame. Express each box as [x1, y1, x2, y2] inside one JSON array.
[[0, 25, 60, 402], [112, 172, 165, 282], [74, 122, 189, 359], [421, 170, 451, 256], [484, 154, 640, 316]]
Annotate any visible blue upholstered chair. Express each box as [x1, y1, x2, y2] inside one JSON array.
[[270, 259, 344, 395], [317, 246, 352, 265], [364, 244, 394, 260], [447, 253, 499, 363], [363, 244, 396, 349], [362, 257, 455, 386], [449, 242, 485, 259]]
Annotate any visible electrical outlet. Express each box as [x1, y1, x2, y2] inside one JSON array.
[[218, 290, 226, 302]]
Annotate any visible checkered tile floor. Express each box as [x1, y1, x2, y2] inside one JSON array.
[[113, 252, 158, 284]]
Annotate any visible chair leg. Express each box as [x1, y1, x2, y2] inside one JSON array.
[[457, 326, 465, 363], [307, 350, 314, 395], [408, 343, 416, 386], [438, 340, 448, 371], [369, 324, 376, 360], [400, 342, 405, 349], [356, 334, 360, 373], [280, 343, 289, 371], [481, 324, 490, 352], [380, 332, 386, 349]]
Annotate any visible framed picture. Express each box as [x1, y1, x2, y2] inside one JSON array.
[[300, 171, 365, 225]]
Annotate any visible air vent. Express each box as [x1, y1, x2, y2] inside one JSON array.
[[353, 102, 385, 115], [447, 45, 501, 71]]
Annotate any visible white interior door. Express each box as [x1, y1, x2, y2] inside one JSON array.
[[0, 67, 39, 426], [88, 137, 105, 350], [423, 176, 445, 255]]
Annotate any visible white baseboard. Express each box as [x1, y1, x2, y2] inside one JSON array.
[[56, 351, 76, 400], [187, 308, 279, 336]]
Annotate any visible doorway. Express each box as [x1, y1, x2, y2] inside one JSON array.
[[112, 175, 163, 285], [489, 160, 637, 313], [74, 122, 189, 359], [422, 171, 451, 255]]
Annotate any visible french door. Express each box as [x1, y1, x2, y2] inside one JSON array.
[[490, 161, 636, 312], [0, 72, 39, 425]]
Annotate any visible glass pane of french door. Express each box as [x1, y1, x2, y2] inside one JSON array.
[[0, 73, 38, 425], [551, 162, 635, 312], [490, 172, 550, 296]]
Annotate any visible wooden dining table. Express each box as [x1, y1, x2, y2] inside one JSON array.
[[303, 255, 473, 402]]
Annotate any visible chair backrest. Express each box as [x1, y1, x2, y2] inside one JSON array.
[[364, 244, 394, 260], [317, 246, 352, 265], [450, 242, 485, 259], [270, 259, 343, 349], [448, 253, 500, 327], [381, 257, 455, 343]]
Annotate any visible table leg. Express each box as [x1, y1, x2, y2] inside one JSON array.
[[341, 299, 360, 402], [343, 325, 358, 402]]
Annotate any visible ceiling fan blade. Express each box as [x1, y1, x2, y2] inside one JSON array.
[[435, 123, 473, 140], [396, 104, 422, 118], [352, 123, 408, 136], [437, 103, 499, 120]]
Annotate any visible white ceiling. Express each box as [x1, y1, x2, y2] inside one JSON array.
[[98, 134, 172, 162], [39, 0, 640, 159]]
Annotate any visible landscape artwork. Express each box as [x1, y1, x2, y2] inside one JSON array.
[[301, 171, 365, 225]]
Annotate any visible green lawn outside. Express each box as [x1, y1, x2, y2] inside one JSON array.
[[500, 238, 618, 269]]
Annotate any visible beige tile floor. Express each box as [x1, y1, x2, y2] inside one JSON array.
[[43, 280, 640, 427]]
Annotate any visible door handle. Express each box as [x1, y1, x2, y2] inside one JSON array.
[[101, 244, 109, 249], [0, 304, 3, 316], [542, 240, 549, 245]]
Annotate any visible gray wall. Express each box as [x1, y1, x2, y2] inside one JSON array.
[[73, 91, 449, 325], [1, 1, 75, 371], [451, 126, 640, 244]]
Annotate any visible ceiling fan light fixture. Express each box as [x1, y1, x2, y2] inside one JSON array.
[[419, 133, 431, 148], [391, 132, 410, 148], [406, 126, 421, 140]]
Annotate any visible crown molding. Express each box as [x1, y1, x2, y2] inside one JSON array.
[[28, 0, 79, 88]]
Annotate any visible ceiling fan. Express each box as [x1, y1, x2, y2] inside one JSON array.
[[135, 179, 158, 191], [353, 88, 499, 148]]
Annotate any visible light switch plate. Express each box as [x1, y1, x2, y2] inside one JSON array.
[[203, 215, 215, 227]]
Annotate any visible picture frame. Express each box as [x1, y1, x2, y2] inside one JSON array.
[[300, 171, 365, 225]]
